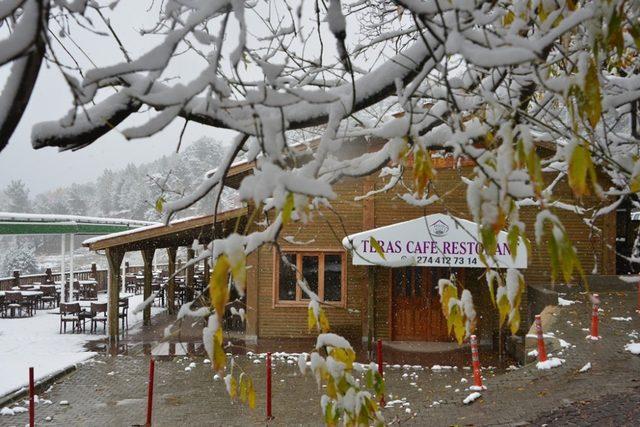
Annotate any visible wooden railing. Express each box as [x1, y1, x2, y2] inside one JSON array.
[[0, 267, 108, 292]]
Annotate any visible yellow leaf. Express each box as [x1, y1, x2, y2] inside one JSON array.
[[230, 255, 246, 292], [509, 309, 521, 335], [330, 348, 355, 370], [497, 292, 510, 327], [239, 373, 248, 403], [213, 328, 226, 372], [583, 59, 602, 128], [155, 196, 165, 213], [369, 237, 386, 260], [307, 307, 317, 331], [413, 148, 435, 198], [441, 282, 458, 317], [228, 376, 237, 399], [568, 143, 595, 197], [318, 308, 331, 333], [326, 376, 338, 399], [282, 192, 295, 225], [210, 255, 230, 323], [247, 378, 256, 409], [630, 175, 640, 193], [503, 10, 515, 26]]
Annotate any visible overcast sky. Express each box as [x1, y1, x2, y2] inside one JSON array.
[[0, 2, 236, 195], [0, 1, 365, 196]]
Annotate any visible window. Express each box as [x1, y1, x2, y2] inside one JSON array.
[[276, 251, 345, 304]]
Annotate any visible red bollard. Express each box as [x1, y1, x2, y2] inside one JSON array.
[[266, 352, 273, 420], [535, 315, 548, 362], [590, 294, 600, 339], [376, 339, 385, 406], [146, 358, 155, 427], [29, 367, 34, 427], [470, 335, 484, 389]]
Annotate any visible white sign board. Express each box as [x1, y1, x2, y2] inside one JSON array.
[[342, 213, 527, 269]]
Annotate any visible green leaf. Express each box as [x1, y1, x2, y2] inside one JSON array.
[[507, 226, 520, 261], [282, 192, 295, 225], [547, 234, 561, 282], [607, 8, 624, 57], [369, 236, 386, 260], [481, 226, 498, 256]]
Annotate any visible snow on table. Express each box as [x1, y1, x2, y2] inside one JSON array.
[[0, 293, 163, 398]]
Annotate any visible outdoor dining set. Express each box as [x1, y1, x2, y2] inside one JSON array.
[[124, 270, 206, 307], [0, 283, 59, 318]]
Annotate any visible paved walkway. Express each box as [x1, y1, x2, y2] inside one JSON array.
[[1, 290, 639, 426]]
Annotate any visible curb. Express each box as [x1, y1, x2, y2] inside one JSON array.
[[0, 363, 82, 408]]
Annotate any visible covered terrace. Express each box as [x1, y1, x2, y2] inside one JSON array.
[[82, 206, 249, 342]]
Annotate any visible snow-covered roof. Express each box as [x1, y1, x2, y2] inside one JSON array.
[[83, 206, 248, 251], [0, 212, 157, 227], [0, 212, 158, 236], [631, 211, 640, 221]]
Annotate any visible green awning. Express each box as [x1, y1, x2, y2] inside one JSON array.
[[0, 222, 141, 235]]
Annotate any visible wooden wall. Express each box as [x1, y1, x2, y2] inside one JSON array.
[[252, 155, 616, 340]]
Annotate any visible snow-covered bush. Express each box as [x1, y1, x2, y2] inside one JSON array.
[[1, 239, 38, 276]]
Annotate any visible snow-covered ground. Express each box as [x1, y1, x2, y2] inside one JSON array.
[[0, 293, 164, 397]]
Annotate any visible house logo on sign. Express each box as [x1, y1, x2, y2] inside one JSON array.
[[429, 219, 449, 237]]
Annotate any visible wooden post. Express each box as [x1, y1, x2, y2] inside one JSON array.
[[106, 248, 124, 342], [246, 252, 259, 340], [167, 248, 177, 315], [60, 234, 66, 302], [90, 263, 97, 279], [366, 266, 376, 356], [186, 248, 195, 302], [69, 233, 75, 300], [362, 177, 376, 355], [142, 248, 155, 326], [12, 270, 20, 288], [203, 256, 210, 287]]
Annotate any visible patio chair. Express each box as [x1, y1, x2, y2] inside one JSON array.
[[125, 275, 136, 294], [90, 302, 108, 333], [118, 298, 129, 331], [4, 293, 24, 317], [59, 302, 81, 333], [41, 285, 58, 308]]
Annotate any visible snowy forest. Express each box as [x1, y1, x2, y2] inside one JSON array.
[[0, 136, 238, 275]]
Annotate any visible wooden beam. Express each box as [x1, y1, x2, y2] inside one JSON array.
[[186, 248, 195, 302], [85, 207, 248, 251], [141, 248, 155, 326], [167, 247, 177, 315], [106, 248, 124, 342]]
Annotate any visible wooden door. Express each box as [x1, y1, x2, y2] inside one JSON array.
[[391, 267, 451, 341]]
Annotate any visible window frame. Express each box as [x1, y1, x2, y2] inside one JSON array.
[[272, 249, 347, 307]]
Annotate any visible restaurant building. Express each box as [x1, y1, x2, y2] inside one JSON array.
[[85, 138, 617, 354]]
